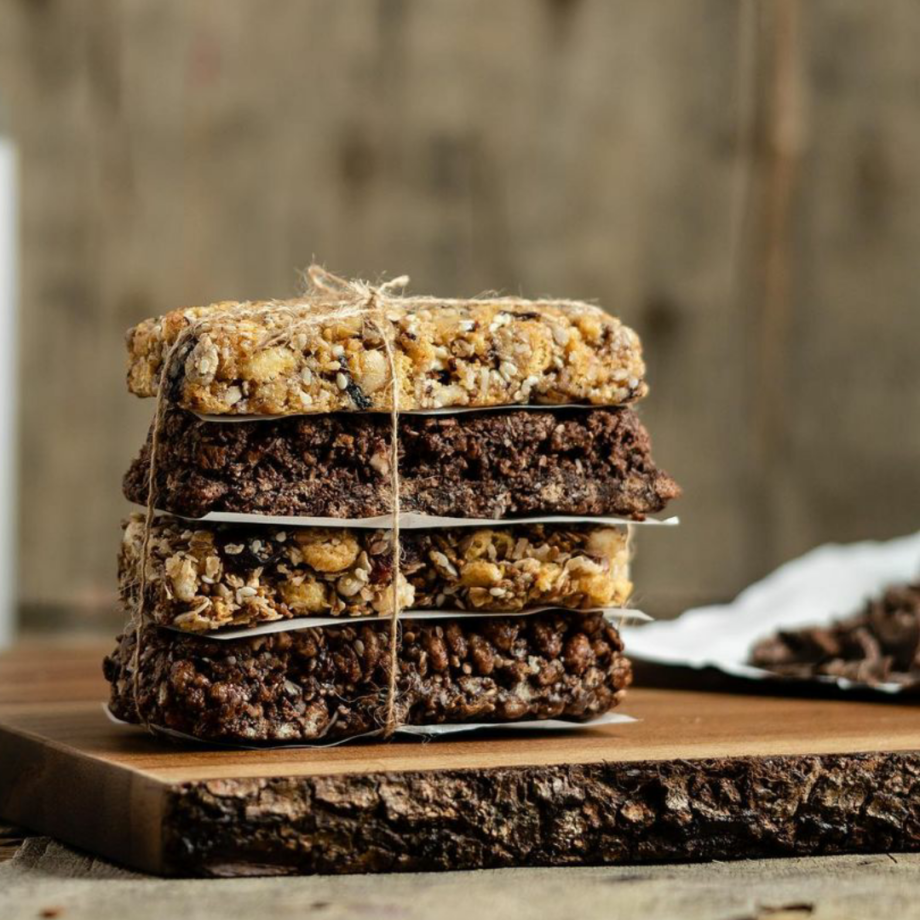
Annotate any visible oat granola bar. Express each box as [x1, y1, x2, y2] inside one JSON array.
[[124, 405, 680, 521], [104, 612, 632, 742], [126, 297, 646, 416], [120, 515, 632, 633]]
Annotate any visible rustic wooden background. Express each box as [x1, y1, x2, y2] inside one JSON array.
[[0, 0, 918, 630]]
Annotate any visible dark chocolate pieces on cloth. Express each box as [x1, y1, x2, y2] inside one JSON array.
[[104, 612, 632, 743], [750, 582, 920, 688], [123, 405, 680, 521]]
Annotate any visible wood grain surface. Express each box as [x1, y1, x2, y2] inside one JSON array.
[[1, 0, 919, 626], [2, 643, 920, 876]]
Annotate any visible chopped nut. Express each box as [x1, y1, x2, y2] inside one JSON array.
[[295, 530, 360, 573], [336, 574, 365, 598], [351, 349, 389, 394], [184, 335, 219, 385], [279, 579, 327, 613], [429, 550, 459, 579], [240, 346, 296, 383], [368, 451, 390, 475], [461, 560, 502, 588], [164, 555, 198, 603]]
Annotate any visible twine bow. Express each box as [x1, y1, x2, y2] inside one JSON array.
[[132, 266, 411, 739]]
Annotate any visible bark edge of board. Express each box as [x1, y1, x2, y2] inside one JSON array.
[[162, 751, 920, 876]]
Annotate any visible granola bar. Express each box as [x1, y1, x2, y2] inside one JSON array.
[[104, 612, 632, 742], [120, 515, 632, 633], [750, 582, 920, 688], [124, 405, 680, 521], [126, 296, 647, 415]]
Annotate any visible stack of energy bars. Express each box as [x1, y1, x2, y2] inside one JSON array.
[[104, 285, 680, 743]]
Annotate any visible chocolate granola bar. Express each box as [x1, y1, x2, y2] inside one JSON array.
[[104, 612, 632, 742], [749, 582, 920, 687], [126, 296, 646, 415], [124, 406, 680, 521], [120, 514, 632, 632]]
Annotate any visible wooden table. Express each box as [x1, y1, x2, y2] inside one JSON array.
[[3, 640, 920, 918]]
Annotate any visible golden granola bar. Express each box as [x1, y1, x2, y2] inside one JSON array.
[[120, 514, 632, 633], [126, 296, 646, 416]]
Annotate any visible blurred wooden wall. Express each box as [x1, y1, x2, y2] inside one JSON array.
[[1, 0, 919, 628]]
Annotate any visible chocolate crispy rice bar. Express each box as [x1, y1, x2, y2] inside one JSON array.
[[124, 405, 680, 521], [119, 515, 632, 633], [105, 612, 632, 742]]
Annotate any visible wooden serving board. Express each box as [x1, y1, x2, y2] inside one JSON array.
[[2, 642, 919, 876]]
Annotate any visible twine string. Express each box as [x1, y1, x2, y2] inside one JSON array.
[[130, 332, 190, 727], [130, 265, 408, 738], [371, 299, 403, 738]]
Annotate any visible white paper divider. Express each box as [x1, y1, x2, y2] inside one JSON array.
[[164, 509, 678, 529], [104, 704, 635, 749], [167, 606, 651, 641], [624, 529, 920, 695], [194, 403, 628, 423]]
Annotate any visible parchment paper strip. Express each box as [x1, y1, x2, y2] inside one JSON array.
[[158, 509, 679, 529], [104, 705, 635, 749], [166, 606, 652, 641]]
